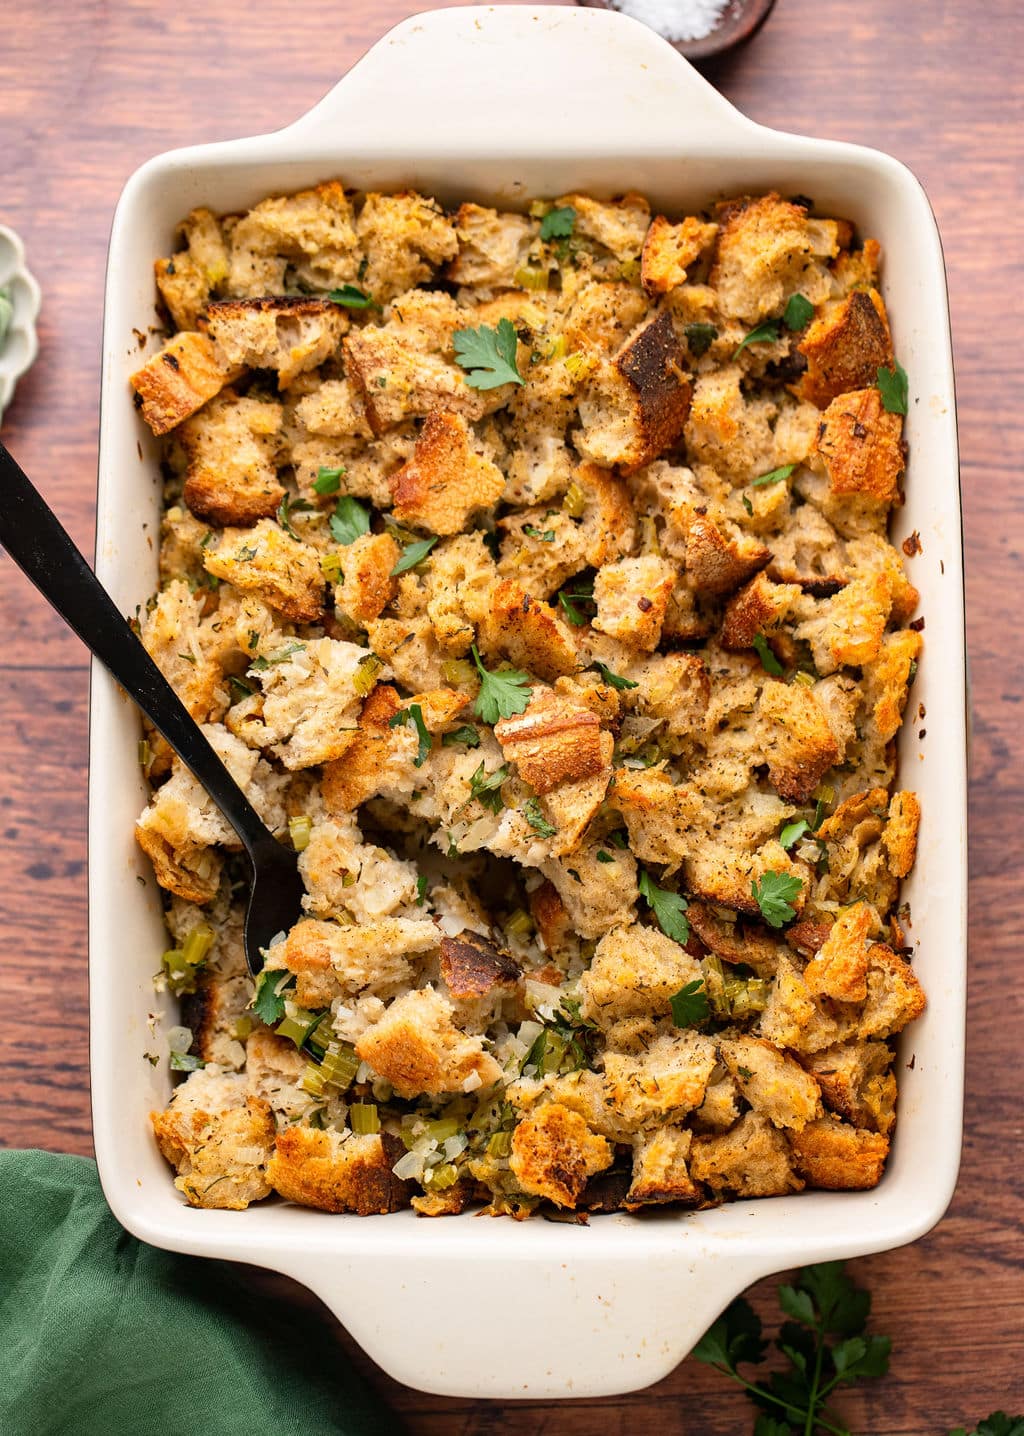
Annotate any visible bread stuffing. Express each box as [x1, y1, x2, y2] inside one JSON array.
[[137, 181, 924, 1217]]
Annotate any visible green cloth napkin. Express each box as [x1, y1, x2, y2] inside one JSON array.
[[0, 1149, 394, 1436]]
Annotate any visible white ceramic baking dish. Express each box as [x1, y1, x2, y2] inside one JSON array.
[[89, 5, 966, 1400]]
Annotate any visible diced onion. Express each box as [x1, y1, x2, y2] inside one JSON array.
[[167, 1026, 193, 1053]]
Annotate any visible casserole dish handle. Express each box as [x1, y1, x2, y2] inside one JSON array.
[[280, 4, 753, 153]]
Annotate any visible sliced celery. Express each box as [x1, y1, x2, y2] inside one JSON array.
[[350, 1103, 380, 1135]]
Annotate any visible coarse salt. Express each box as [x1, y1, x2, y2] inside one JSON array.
[[611, 0, 729, 44]]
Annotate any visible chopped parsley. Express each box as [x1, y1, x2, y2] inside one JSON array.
[[391, 535, 438, 575], [752, 632, 785, 677], [596, 850, 615, 863], [313, 466, 344, 496], [415, 874, 428, 905], [523, 524, 556, 542], [470, 644, 532, 723], [442, 724, 481, 749], [607, 829, 629, 850], [468, 761, 510, 814], [595, 661, 639, 691], [670, 978, 709, 1028], [329, 495, 371, 545], [452, 318, 525, 390], [276, 492, 313, 539], [752, 463, 796, 487], [779, 818, 811, 851], [327, 284, 377, 309], [389, 703, 431, 767], [733, 318, 781, 357], [638, 869, 690, 944], [783, 293, 815, 331], [752, 870, 803, 928], [523, 799, 557, 837], [251, 969, 295, 1025], [741, 494, 754, 516], [539, 205, 576, 241], [557, 579, 596, 626], [877, 359, 909, 415], [250, 642, 306, 671], [684, 322, 718, 358]]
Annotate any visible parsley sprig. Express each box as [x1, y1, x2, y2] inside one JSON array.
[[539, 205, 576, 241], [877, 360, 908, 415], [453, 317, 525, 390], [328, 284, 378, 310], [595, 661, 639, 691], [950, 1417, 1024, 1436], [669, 978, 709, 1027], [389, 703, 431, 767], [693, 1261, 891, 1436], [753, 870, 803, 928], [468, 761, 510, 814], [470, 644, 533, 723], [638, 869, 690, 944], [329, 496, 370, 546], [522, 798, 557, 838]]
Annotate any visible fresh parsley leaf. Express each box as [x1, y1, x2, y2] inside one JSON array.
[[389, 702, 431, 767], [956, 1417, 1024, 1436], [693, 1297, 766, 1369], [391, 535, 438, 575], [798, 1261, 870, 1336], [415, 873, 428, 905], [442, 724, 481, 749], [313, 466, 344, 496], [329, 495, 371, 545], [783, 293, 814, 331], [169, 1051, 205, 1072], [558, 580, 596, 626], [470, 644, 532, 723], [596, 850, 614, 863], [607, 829, 629, 849], [877, 359, 909, 415], [452, 317, 525, 390], [539, 205, 576, 241], [468, 760, 510, 814], [685, 322, 718, 358], [227, 674, 255, 699], [734, 318, 781, 357], [669, 977, 709, 1027], [638, 869, 690, 944], [752, 463, 796, 487], [251, 969, 294, 1025], [752, 632, 785, 677], [328, 284, 377, 309], [524, 524, 556, 542], [250, 641, 306, 671], [276, 492, 313, 539], [595, 661, 639, 691], [752, 870, 803, 928], [742, 493, 754, 516], [523, 798, 557, 838], [779, 819, 811, 851], [778, 1285, 817, 1328]]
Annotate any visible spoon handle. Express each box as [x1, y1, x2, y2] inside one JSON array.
[[0, 439, 278, 864]]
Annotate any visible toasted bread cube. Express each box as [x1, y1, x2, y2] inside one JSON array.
[[626, 1125, 700, 1206], [719, 1035, 823, 1131], [858, 944, 926, 1040], [603, 1032, 717, 1130], [356, 191, 458, 304], [789, 1117, 889, 1190], [796, 289, 894, 408], [689, 1110, 803, 1197], [711, 193, 840, 322], [244, 637, 376, 771], [684, 364, 777, 479], [494, 686, 607, 794], [575, 313, 692, 474], [151, 1069, 273, 1210], [626, 651, 711, 743], [510, 1104, 613, 1208], [447, 203, 534, 288], [687, 842, 807, 922], [541, 840, 639, 941], [563, 280, 651, 357], [344, 325, 506, 435], [759, 680, 840, 804], [333, 531, 400, 625], [814, 386, 904, 506], [355, 987, 501, 1099], [135, 824, 222, 905], [156, 207, 229, 331], [205, 296, 346, 388], [580, 922, 702, 1026], [296, 815, 420, 923], [365, 614, 450, 692], [440, 930, 521, 1000], [138, 578, 228, 722], [424, 532, 499, 654], [865, 629, 922, 741], [267, 1127, 412, 1214], [592, 554, 677, 651], [721, 572, 802, 651], [227, 180, 358, 295], [540, 754, 614, 856], [131, 332, 233, 436], [759, 954, 844, 1055], [181, 390, 285, 526], [685, 515, 771, 597], [292, 377, 373, 442], [804, 901, 873, 1003], [390, 410, 505, 534], [818, 570, 894, 673], [883, 790, 921, 878], [203, 519, 325, 623], [559, 191, 651, 261], [281, 915, 436, 1009], [477, 579, 579, 682], [180, 970, 252, 1070], [576, 460, 638, 566], [611, 766, 706, 868], [529, 879, 575, 961], [641, 215, 718, 294], [803, 1040, 897, 1136]]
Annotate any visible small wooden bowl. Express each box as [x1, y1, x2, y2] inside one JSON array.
[[575, 0, 777, 62]]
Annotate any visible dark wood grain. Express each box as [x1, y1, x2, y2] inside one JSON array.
[[2, 1, 1022, 1430]]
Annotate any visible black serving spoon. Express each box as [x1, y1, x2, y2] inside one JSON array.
[[0, 439, 304, 975]]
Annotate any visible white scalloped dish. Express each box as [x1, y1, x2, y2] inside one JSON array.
[[90, 5, 966, 1400], [0, 226, 41, 419]]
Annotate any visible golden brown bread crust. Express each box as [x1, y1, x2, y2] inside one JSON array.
[[796, 289, 894, 407], [440, 931, 521, 999], [814, 386, 904, 505], [510, 1104, 612, 1207], [389, 409, 505, 535], [614, 311, 693, 474], [267, 1128, 412, 1214], [789, 1117, 889, 1190], [641, 215, 717, 295], [685, 515, 772, 597], [478, 580, 579, 682], [495, 687, 606, 794], [130, 332, 232, 436]]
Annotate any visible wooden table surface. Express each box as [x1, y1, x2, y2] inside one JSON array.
[[2, 1, 1022, 1430]]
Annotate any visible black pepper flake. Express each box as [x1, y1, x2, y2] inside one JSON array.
[[852, 421, 867, 439], [162, 352, 180, 371], [909, 616, 925, 632], [637, 596, 653, 613]]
